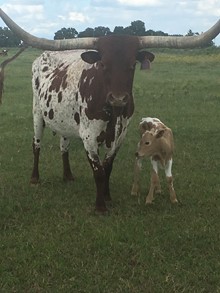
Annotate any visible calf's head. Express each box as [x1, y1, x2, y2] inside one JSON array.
[[135, 129, 165, 158]]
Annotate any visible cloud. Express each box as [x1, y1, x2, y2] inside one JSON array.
[[196, 0, 220, 16], [68, 11, 90, 23], [2, 3, 44, 14], [117, 0, 162, 6]]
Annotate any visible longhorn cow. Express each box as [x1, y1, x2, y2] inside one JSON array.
[[0, 9, 220, 212]]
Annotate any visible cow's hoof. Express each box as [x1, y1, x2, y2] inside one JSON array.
[[30, 177, 40, 185], [95, 206, 109, 215], [63, 175, 75, 182]]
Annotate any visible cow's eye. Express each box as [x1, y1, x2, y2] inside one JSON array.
[[145, 141, 150, 145], [100, 62, 107, 71]]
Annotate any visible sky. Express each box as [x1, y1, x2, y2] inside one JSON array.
[[0, 0, 220, 45]]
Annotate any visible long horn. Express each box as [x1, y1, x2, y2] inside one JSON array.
[[1, 8, 220, 50], [139, 19, 220, 49], [0, 9, 98, 50]]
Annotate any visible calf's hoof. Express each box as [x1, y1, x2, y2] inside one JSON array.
[[171, 198, 178, 204], [131, 185, 139, 196], [145, 198, 154, 205], [131, 190, 138, 196]]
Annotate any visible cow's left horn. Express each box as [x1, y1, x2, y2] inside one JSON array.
[[139, 19, 220, 49], [0, 9, 98, 50]]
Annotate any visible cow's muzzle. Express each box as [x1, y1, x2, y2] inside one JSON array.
[[107, 92, 129, 107]]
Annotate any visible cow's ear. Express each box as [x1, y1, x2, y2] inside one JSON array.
[[81, 51, 101, 64], [136, 51, 155, 63]]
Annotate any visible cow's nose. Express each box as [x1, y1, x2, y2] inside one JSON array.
[[107, 92, 129, 107]]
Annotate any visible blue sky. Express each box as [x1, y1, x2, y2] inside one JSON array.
[[0, 0, 220, 45]]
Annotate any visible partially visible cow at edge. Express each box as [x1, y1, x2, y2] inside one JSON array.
[[0, 49, 8, 56], [131, 117, 177, 204], [0, 9, 219, 212], [0, 46, 26, 103]]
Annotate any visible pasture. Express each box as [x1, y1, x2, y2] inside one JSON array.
[[1, 47, 220, 292]]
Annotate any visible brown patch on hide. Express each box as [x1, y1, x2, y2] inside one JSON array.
[[48, 109, 54, 120], [49, 65, 69, 93]]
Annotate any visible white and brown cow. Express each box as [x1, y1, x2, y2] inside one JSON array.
[[131, 117, 177, 204], [31, 41, 155, 213], [31, 36, 154, 210], [0, 9, 219, 212]]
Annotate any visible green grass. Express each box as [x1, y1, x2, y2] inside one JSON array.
[[1, 47, 220, 292]]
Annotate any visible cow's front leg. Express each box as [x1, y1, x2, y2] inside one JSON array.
[[60, 136, 74, 182], [102, 154, 116, 201], [86, 152, 107, 212]]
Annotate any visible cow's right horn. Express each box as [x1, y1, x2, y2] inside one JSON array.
[[0, 9, 98, 50], [139, 19, 220, 49]]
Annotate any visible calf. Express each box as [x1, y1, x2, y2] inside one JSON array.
[[131, 117, 178, 204]]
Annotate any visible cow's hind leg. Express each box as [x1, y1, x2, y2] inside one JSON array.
[[30, 116, 44, 184], [60, 136, 74, 181]]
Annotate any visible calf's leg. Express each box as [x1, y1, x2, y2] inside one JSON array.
[[146, 160, 160, 204], [131, 157, 142, 196], [165, 159, 178, 203], [146, 169, 160, 204]]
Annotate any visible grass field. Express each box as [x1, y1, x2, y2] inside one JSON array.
[[1, 46, 220, 292]]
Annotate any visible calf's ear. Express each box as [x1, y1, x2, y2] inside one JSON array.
[[139, 121, 149, 135], [81, 51, 101, 64], [155, 129, 165, 138]]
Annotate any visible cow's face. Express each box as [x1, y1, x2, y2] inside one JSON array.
[[81, 36, 155, 108]]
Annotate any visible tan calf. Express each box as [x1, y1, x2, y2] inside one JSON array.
[[131, 117, 178, 204]]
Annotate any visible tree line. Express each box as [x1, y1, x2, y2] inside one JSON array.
[[0, 20, 214, 47]]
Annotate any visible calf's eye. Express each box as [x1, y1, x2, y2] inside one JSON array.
[[145, 141, 150, 145]]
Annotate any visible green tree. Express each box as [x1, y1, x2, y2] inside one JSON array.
[[130, 20, 146, 36], [113, 26, 125, 35], [0, 27, 21, 47], [78, 27, 94, 37], [54, 27, 78, 40], [93, 26, 111, 37]]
